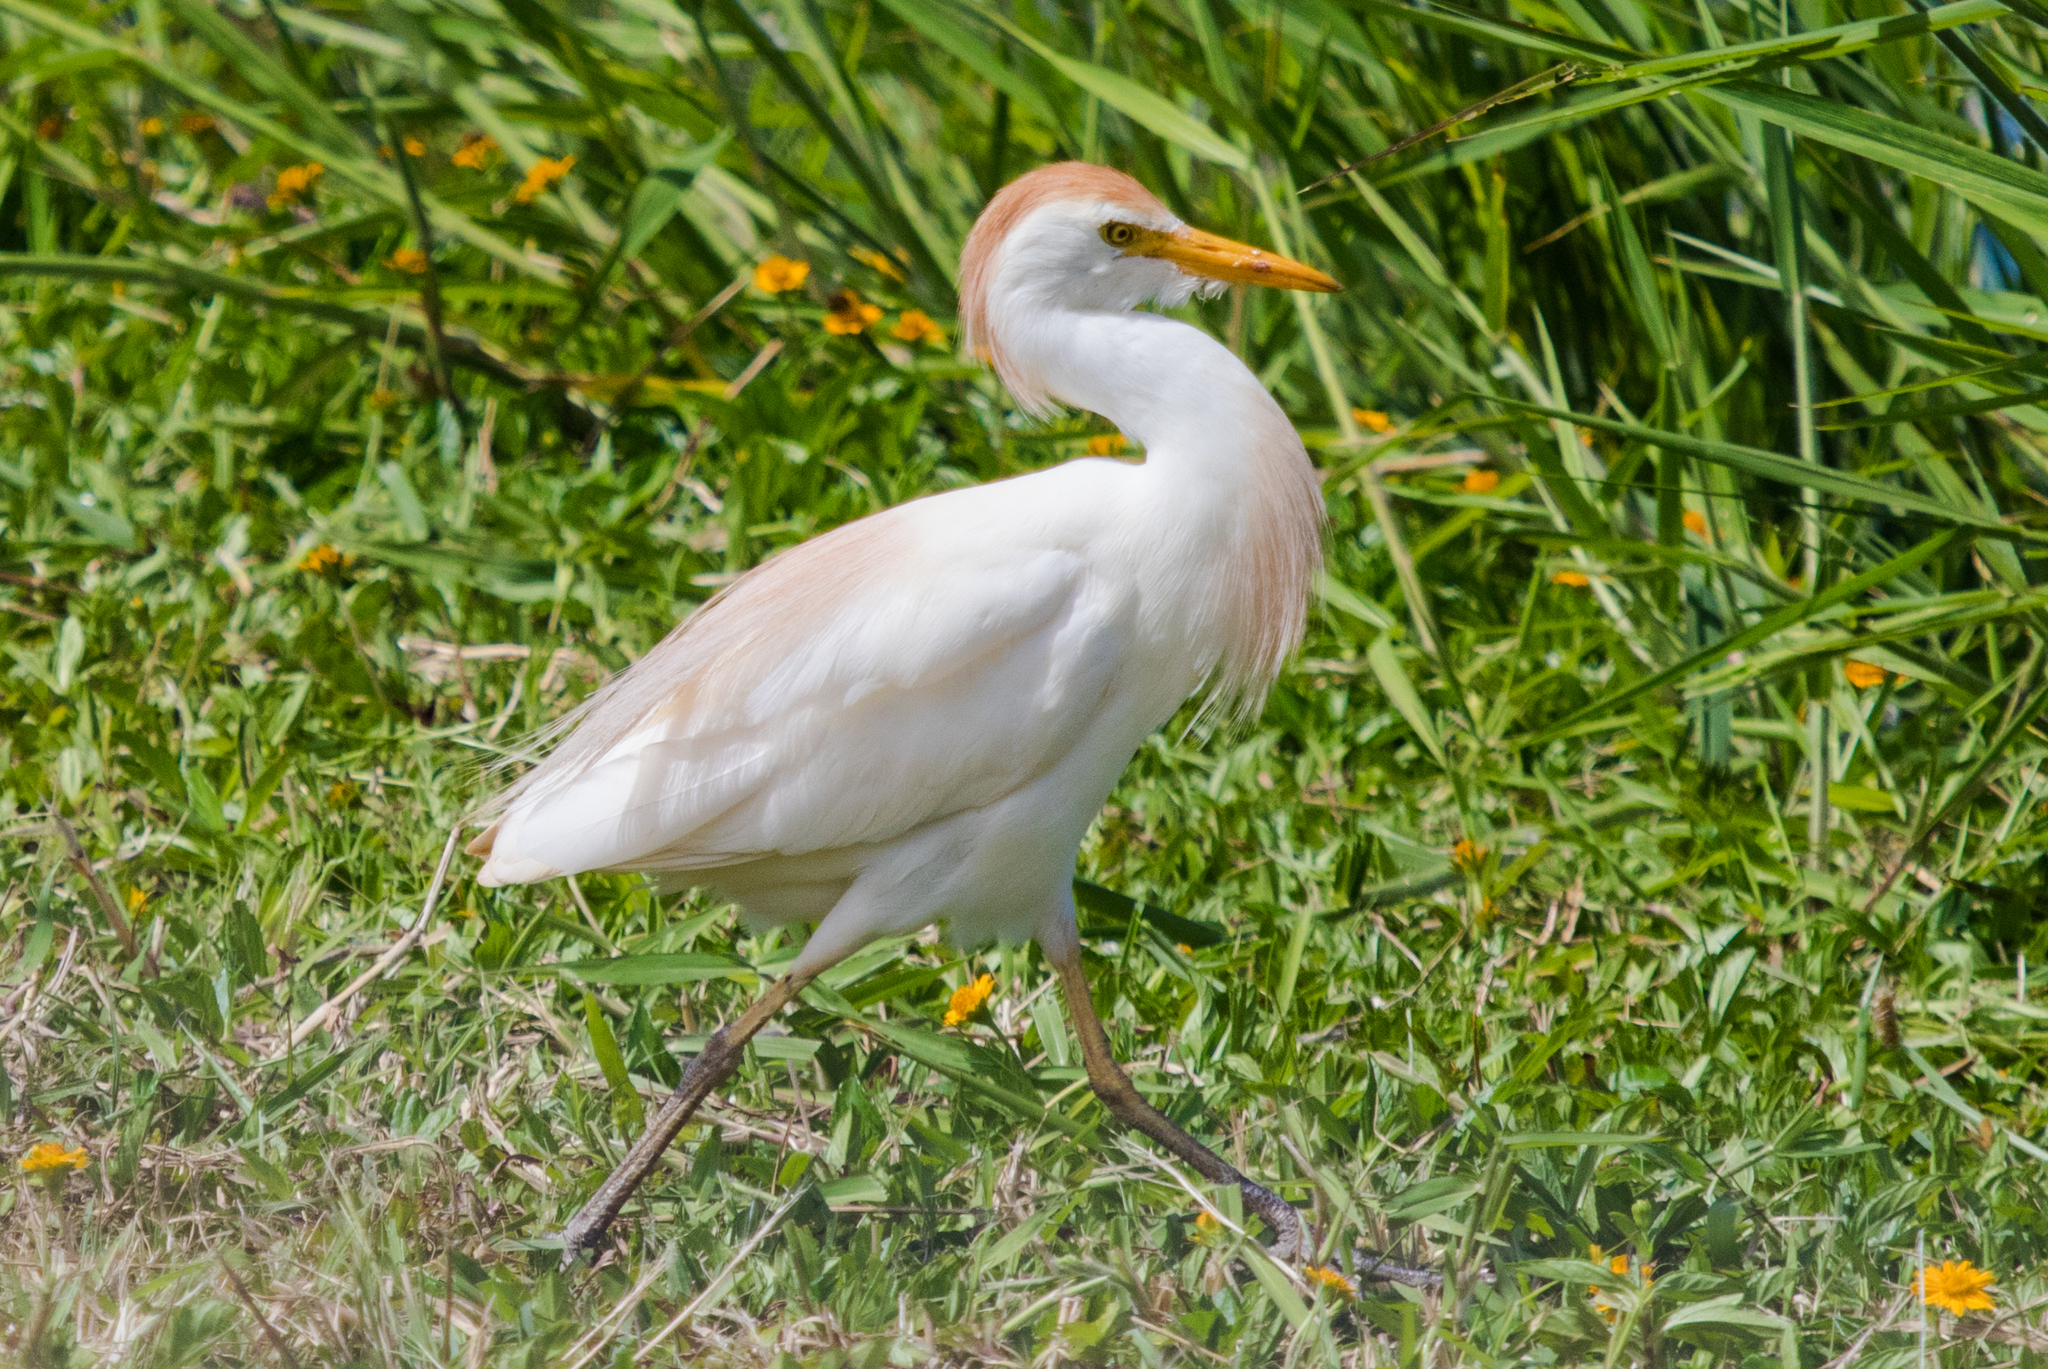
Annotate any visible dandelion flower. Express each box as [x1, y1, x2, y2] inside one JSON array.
[[268, 162, 324, 209], [1451, 838, 1487, 870], [20, 1142, 88, 1174], [1305, 1265, 1357, 1299], [824, 289, 883, 335], [139, 116, 164, 137], [451, 133, 498, 170], [1552, 569, 1590, 588], [1086, 434, 1128, 457], [753, 255, 810, 294], [891, 309, 944, 345], [850, 245, 907, 281], [1844, 660, 1888, 689], [513, 154, 574, 204], [1916, 1260, 1996, 1315], [1462, 468, 1500, 494], [942, 973, 994, 1027], [126, 887, 148, 915], [1352, 407, 1393, 433], [1683, 509, 1708, 536], [385, 248, 429, 274], [403, 135, 426, 157]]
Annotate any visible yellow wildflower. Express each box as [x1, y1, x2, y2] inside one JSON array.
[[1462, 468, 1500, 494], [327, 780, 358, 806], [403, 135, 426, 157], [1451, 838, 1487, 870], [824, 289, 883, 336], [20, 1142, 88, 1174], [451, 133, 499, 170], [126, 886, 148, 915], [942, 973, 994, 1027], [1589, 1246, 1651, 1323], [139, 116, 164, 137], [850, 245, 907, 281], [1683, 509, 1708, 536], [1086, 434, 1128, 457], [1352, 407, 1393, 433], [1844, 660, 1888, 689], [1175, 943, 1193, 955], [1304, 1265, 1357, 1300], [385, 248, 429, 274], [513, 154, 575, 204], [299, 544, 345, 574], [891, 309, 944, 345], [1192, 1210, 1222, 1243], [753, 255, 810, 294], [1552, 569, 1590, 588], [1916, 1260, 1996, 1315], [268, 162, 324, 209]]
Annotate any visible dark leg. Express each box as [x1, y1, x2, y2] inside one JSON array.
[[1049, 946, 1303, 1262], [556, 967, 821, 1264]]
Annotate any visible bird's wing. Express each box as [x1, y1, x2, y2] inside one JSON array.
[[477, 497, 1130, 884]]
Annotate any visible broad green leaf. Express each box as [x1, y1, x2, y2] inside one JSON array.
[[550, 952, 754, 985]]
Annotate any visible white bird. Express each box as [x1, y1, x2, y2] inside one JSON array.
[[468, 162, 1340, 1261]]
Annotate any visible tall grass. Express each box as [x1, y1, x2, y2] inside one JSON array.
[[3, 0, 2048, 1362]]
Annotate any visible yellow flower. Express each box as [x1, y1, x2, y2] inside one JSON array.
[[1462, 468, 1499, 494], [403, 135, 426, 157], [1844, 660, 1888, 689], [513, 154, 575, 204], [268, 162, 324, 209], [21, 1142, 88, 1174], [327, 780, 358, 806], [753, 255, 810, 294], [1175, 943, 1193, 955], [824, 289, 884, 335], [139, 116, 164, 137], [942, 973, 994, 1027], [891, 309, 944, 345], [1086, 434, 1128, 457], [1304, 1265, 1356, 1300], [1589, 1246, 1652, 1323], [1192, 1210, 1222, 1243], [451, 133, 498, 170], [385, 248, 429, 274], [1451, 838, 1487, 870], [126, 886, 148, 915], [850, 245, 907, 281], [1552, 569, 1590, 588], [299, 543, 345, 574], [1917, 1260, 1996, 1315], [180, 112, 215, 134], [1683, 509, 1708, 536], [1352, 407, 1393, 433]]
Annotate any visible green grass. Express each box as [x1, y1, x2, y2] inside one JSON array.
[[5, 0, 2048, 1362]]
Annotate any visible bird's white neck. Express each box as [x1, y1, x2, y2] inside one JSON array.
[[1003, 307, 1326, 706]]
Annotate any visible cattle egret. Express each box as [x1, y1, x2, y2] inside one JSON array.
[[468, 162, 1341, 1262]]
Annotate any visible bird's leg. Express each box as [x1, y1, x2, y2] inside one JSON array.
[[1048, 946, 1303, 1262], [556, 966, 821, 1264]]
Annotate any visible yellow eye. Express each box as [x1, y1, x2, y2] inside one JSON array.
[[1102, 222, 1138, 248]]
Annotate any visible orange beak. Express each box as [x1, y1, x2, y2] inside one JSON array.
[[1136, 225, 1342, 293]]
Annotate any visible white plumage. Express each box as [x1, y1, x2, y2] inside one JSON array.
[[476, 163, 1343, 1262]]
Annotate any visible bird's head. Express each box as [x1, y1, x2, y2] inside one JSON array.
[[959, 162, 1340, 413]]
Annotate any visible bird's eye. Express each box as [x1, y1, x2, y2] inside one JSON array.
[[1101, 222, 1138, 249]]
